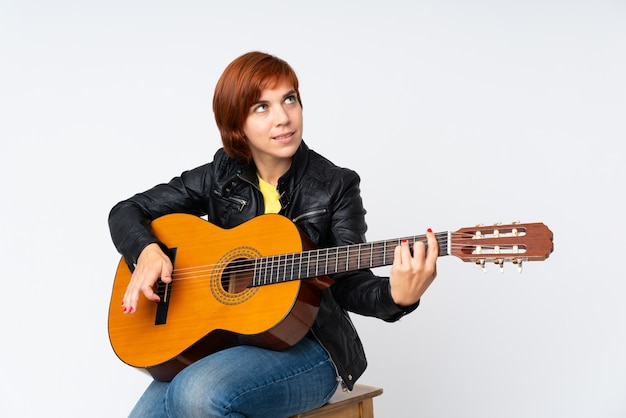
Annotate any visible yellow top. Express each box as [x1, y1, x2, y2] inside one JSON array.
[[258, 176, 281, 214]]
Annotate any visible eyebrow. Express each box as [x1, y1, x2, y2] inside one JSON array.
[[282, 89, 297, 99], [254, 89, 297, 105]]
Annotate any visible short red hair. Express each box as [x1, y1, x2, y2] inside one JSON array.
[[213, 51, 302, 164]]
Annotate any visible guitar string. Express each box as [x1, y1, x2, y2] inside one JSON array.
[[168, 230, 450, 276], [168, 233, 520, 280], [154, 231, 528, 288], [170, 244, 519, 280], [168, 232, 446, 278]]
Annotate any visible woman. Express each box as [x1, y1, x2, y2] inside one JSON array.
[[109, 51, 438, 417]]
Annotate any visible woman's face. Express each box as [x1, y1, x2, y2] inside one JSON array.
[[243, 80, 303, 171]]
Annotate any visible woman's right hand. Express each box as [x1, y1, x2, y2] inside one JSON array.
[[121, 243, 173, 314]]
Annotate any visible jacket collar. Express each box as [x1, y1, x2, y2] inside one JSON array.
[[279, 140, 310, 184], [234, 140, 309, 186], [232, 140, 310, 211]]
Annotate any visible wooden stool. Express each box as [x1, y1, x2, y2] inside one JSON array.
[[290, 384, 383, 418]]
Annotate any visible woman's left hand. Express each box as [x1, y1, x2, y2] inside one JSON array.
[[389, 229, 438, 306]]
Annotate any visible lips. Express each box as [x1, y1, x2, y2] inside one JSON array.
[[273, 132, 294, 142]]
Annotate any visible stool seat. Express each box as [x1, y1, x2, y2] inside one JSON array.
[[290, 384, 383, 418]]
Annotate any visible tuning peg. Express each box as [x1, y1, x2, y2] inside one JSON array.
[[512, 258, 523, 273], [476, 259, 487, 273], [494, 259, 504, 273]]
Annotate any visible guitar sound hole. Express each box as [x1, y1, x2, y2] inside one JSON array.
[[221, 259, 253, 294]]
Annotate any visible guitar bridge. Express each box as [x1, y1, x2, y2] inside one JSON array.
[[155, 247, 177, 325]]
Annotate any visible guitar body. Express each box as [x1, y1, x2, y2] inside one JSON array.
[[107, 213, 332, 381]]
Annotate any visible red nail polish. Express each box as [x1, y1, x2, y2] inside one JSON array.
[[123, 307, 128, 313], [129, 307, 134, 313], [402, 239, 408, 243], [427, 228, 433, 233]]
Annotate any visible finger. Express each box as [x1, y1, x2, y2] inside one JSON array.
[[401, 239, 415, 260], [140, 283, 160, 303], [160, 262, 173, 284], [412, 239, 426, 260], [396, 239, 416, 265], [122, 271, 160, 314], [426, 228, 439, 260], [123, 283, 158, 314], [122, 281, 140, 314], [393, 244, 403, 266]]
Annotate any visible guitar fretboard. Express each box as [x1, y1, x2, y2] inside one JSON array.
[[250, 233, 449, 286]]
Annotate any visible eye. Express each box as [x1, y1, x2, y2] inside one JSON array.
[[285, 95, 297, 104], [253, 103, 268, 113]]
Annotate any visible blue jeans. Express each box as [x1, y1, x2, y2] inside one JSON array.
[[128, 335, 339, 418]]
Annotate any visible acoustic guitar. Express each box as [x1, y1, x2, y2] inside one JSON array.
[[108, 213, 553, 381]]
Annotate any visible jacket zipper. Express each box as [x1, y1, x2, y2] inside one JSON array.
[[212, 190, 248, 212], [309, 328, 347, 391], [292, 208, 328, 223]]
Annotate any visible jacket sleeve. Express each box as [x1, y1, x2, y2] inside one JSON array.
[[327, 169, 419, 322], [108, 162, 213, 269]]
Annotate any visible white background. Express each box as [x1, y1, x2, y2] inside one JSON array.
[[1, 1, 625, 417]]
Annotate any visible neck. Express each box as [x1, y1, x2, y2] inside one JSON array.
[[255, 160, 291, 187]]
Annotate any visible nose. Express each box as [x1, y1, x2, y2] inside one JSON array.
[[273, 104, 290, 126]]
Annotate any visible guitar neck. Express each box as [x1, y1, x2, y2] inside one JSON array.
[[250, 232, 449, 286]]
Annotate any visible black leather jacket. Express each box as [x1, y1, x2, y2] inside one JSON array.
[[108, 141, 418, 390]]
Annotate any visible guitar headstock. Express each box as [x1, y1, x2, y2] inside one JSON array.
[[450, 222, 553, 271]]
